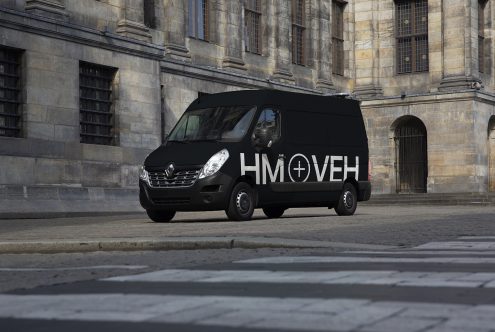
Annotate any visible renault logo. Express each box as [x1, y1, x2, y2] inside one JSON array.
[[165, 163, 175, 178]]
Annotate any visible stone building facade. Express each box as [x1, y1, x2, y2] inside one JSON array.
[[0, 0, 494, 216]]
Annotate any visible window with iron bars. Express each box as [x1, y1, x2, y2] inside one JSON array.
[[79, 62, 117, 145], [0, 47, 22, 138], [143, 0, 156, 29], [479, 0, 486, 73], [396, 0, 428, 74], [245, 0, 262, 54], [332, 0, 345, 76], [188, 0, 209, 41], [292, 0, 306, 65]]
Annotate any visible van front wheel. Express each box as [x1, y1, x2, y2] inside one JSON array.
[[146, 209, 176, 222], [335, 183, 357, 216], [226, 182, 255, 221], [262, 207, 285, 219]]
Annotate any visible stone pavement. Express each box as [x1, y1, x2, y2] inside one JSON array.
[[1, 236, 495, 331]]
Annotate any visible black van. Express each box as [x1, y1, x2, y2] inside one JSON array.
[[139, 90, 371, 222]]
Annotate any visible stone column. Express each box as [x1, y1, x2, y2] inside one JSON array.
[[116, 0, 152, 42], [315, 0, 335, 92], [438, 0, 481, 90], [271, 0, 295, 83], [25, 0, 68, 21], [220, 0, 246, 71], [162, 0, 190, 62], [353, 0, 382, 99]]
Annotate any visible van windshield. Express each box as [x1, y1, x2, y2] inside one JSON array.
[[168, 106, 256, 142]]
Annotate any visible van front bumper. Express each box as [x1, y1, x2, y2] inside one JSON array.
[[139, 173, 233, 211]]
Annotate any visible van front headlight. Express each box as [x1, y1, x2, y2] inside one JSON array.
[[199, 149, 229, 179], [139, 165, 149, 184]]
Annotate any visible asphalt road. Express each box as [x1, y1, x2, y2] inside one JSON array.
[[2, 205, 495, 246]]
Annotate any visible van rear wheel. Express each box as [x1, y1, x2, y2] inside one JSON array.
[[262, 207, 285, 219], [226, 182, 255, 221], [335, 183, 357, 216], [146, 209, 176, 222]]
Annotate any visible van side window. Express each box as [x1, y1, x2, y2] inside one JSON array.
[[253, 109, 281, 144]]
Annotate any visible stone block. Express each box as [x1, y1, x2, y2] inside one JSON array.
[[58, 187, 89, 200], [26, 122, 55, 140], [54, 125, 78, 142], [0, 156, 35, 185], [34, 158, 66, 184], [82, 144, 123, 163], [82, 162, 121, 187]]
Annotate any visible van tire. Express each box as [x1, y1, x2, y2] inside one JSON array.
[[262, 207, 285, 219], [226, 182, 255, 221], [335, 183, 357, 216], [146, 209, 176, 222]]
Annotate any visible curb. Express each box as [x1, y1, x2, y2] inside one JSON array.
[[0, 237, 395, 254]]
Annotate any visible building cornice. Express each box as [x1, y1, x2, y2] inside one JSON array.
[[0, 7, 164, 60], [361, 90, 495, 108]]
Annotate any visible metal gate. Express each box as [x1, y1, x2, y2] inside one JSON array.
[[394, 117, 427, 193]]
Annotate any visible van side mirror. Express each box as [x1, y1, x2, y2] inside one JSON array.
[[253, 127, 273, 148]]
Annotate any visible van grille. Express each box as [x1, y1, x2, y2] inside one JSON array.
[[148, 169, 200, 188]]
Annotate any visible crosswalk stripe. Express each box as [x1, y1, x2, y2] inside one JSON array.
[[0, 265, 148, 272], [414, 241, 495, 250], [235, 256, 495, 264], [102, 269, 495, 288], [458, 236, 495, 240], [342, 250, 495, 256], [0, 293, 491, 331]]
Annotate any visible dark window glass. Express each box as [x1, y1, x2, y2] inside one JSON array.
[[396, 0, 428, 74], [253, 109, 281, 144], [332, 1, 345, 75], [0, 47, 22, 138], [188, 0, 209, 41], [79, 62, 117, 145], [144, 0, 156, 29], [245, 0, 262, 54], [169, 106, 256, 142], [292, 0, 306, 65]]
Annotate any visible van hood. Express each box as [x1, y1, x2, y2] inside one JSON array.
[[145, 141, 236, 167]]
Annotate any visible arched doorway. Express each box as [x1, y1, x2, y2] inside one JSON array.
[[488, 116, 495, 191], [394, 116, 428, 193]]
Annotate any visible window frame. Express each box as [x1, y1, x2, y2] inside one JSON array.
[[479, 0, 487, 73], [292, 0, 306, 66], [0, 46, 23, 138], [143, 0, 156, 29], [395, 0, 429, 75], [188, 0, 209, 41], [332, 0, 346, 76], [245, 0, 262, 55], [79, 61, 117, 146]]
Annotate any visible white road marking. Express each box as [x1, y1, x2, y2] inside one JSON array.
[[103, 269, 495, 288], [235, 256, 495, 264], [0, 265, 148, 272], [0, 294, 488, 331], [344, 250, 495, 256], [414, 241, 495, 250], [458, 236, 495, 240]]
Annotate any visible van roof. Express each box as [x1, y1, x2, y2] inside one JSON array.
[[188, 90, 361, 117]]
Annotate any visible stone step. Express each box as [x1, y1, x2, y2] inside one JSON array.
[[362, 193, 495, 206]]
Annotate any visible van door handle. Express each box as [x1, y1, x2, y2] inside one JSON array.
[[278, 154, 286, 160]]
